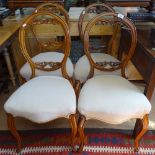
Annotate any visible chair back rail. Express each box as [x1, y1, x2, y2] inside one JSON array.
[[83, 12, 137, 79], [34, 2, 69, 25], [19, 12, 71, 80], [78, 3, 115, 42]]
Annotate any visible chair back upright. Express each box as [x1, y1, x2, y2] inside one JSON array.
[[19, 12, 71, 80], [34, 3, 69, 25], [84, 12, 137, 79], [78, 3, 115, 42]]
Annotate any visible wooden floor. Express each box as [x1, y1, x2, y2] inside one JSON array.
[[0, 82, 155, 130]]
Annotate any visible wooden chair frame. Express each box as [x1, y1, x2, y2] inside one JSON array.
[[78, 12, 149, 152], [7, 12, 77, 153], [34, 2, 69, 25], [83, 12, 137, 80], [19, 12, 72, 83]]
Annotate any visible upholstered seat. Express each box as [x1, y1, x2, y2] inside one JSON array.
[[4, 76, 76, 123], [74, 53, 120, 83], [20, 52, 74, 81], [78, 75, 151, 124]]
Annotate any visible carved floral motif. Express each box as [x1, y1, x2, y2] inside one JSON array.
[[35, 61, 61, 70], [96, 61, 121, 68], [32, 18, 59, 25]]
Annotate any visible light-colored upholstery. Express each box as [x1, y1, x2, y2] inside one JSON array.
[[20, 52, 74, 81], [74, 53, 121, 83], [4, 76, 76, 123], [78, 75, 151, 124]]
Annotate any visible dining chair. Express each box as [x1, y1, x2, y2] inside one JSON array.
[[75, 3, 120, 83], [19, 8, 73, 84], [77, 12, 151, 152], [4, 12, 77, 152], [34, 2, 69, 25]]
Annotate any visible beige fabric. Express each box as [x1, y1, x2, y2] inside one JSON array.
[[4, 76, 76, 123], [78, 75, 151, 124], [20, 52, 74, 81], [74, 53, 121, 83]]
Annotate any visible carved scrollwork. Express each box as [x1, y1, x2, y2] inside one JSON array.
[[88, 6, 111, 14], [96, 61, 121, 68], [32, 18, 59, 25], [39, 7, 61, 15], [35, 61, 61, 70], [95, 20, 126, 28], [40, 40, 63, 50]]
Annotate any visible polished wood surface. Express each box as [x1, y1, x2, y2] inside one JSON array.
[[7, 0, 64, 13], [120, 27, 155, 100], [0, 16, 26, 86], [0, 20, 21, 47], [81, 0, 154, 11], [135, 29, 155, 100], [133, 114, 149, 152], [0, 13, 29, 47]]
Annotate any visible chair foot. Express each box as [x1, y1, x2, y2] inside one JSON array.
[[133, 114, 149, 152], [7, 113, 22, 153], [77, 115, 86, 152], [69, 114, 77, 151]]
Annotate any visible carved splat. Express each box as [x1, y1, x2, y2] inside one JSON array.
[[96, 61, 121, 68]]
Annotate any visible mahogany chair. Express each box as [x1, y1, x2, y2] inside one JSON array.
[[4, 12, 77, 152], [19, 9, 73, 83], [75, 3, 120, 83], [77, 12, 151, 152], [34, 2, 69, 25]]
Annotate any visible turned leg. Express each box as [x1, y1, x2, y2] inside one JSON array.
[[77, 115, 86, 152], [133, 114, 149, 152], [3, 48, 16, 87], [7, 114, 22, 152], [133, 118, 141, 138], [69, 114, 77, 151]]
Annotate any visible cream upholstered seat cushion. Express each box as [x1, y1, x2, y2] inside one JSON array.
[[74, 53, 121, 83], [78, 75, 151, 124], [4, 76, 76, 123], [20, 52, 74, 81]]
